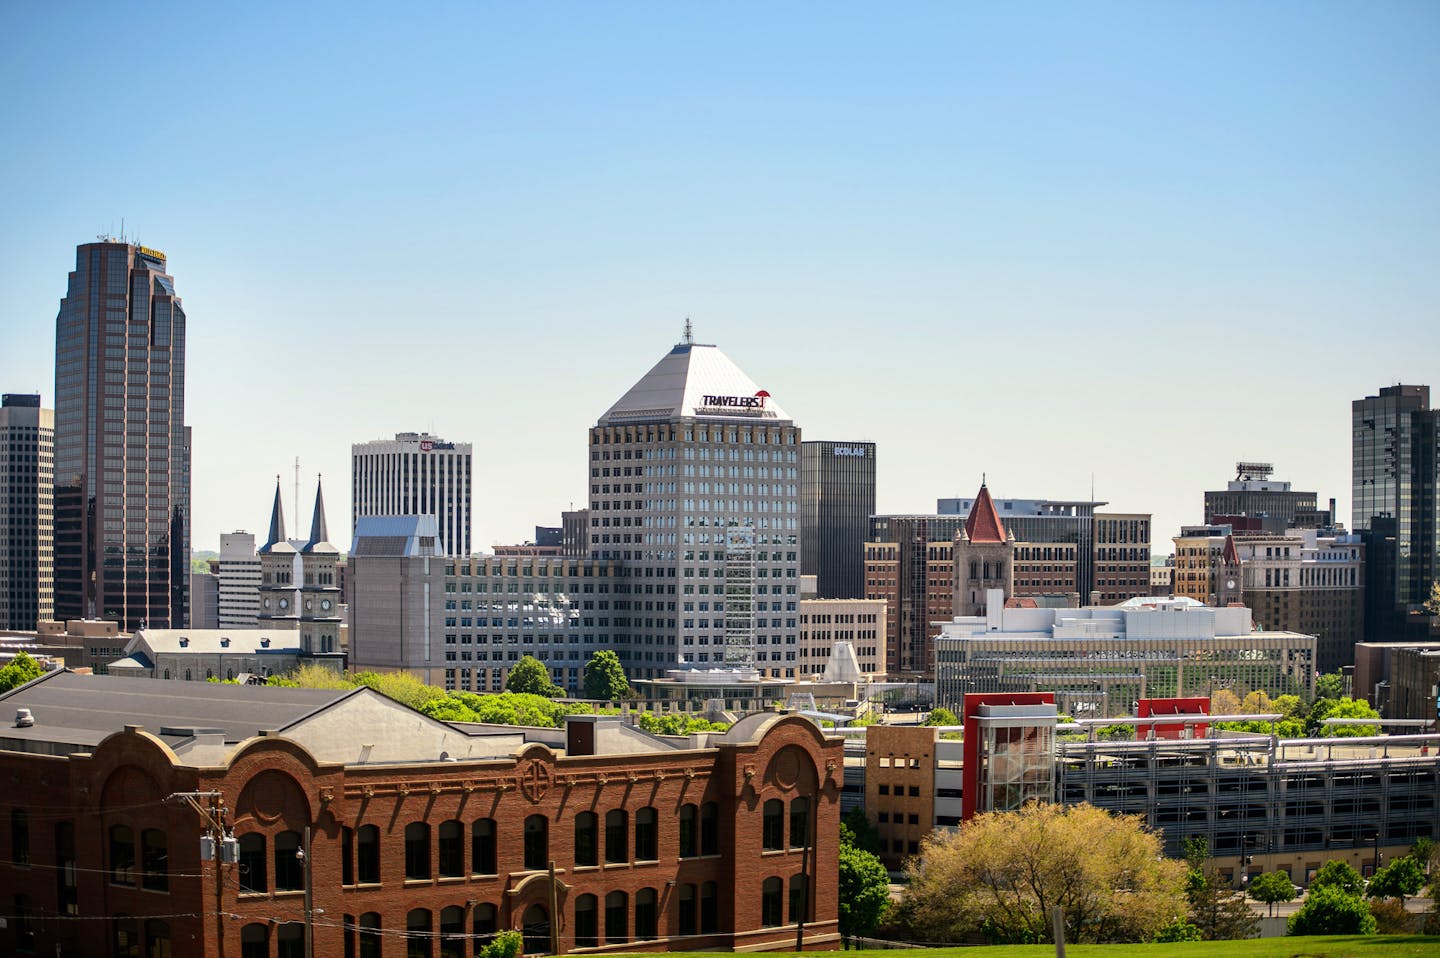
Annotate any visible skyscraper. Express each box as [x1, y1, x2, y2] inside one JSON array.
[[800, 440, 876, 599], [590, 335, 801, 678], [352, 431, 472, 556], [1, 393, 54, 630], [1353, 384, 1438, 636], [52, 241, 189, 630]]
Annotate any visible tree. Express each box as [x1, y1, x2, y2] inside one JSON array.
[[1309, 859, 1365, 897], [0, 651, 45, 693], [1424, 581, 1440, 617], [1286, 885, 1376, 936], [1367, 855, 1426, 903], [838, 836, 890, 942], [1210, 689, 1243, 715], [1248, 870, 1298, 917], [505, 655, 561, 697], [1314, 670, 1346, 701], [1183, 838, 1260, 940], [635, 713, 728, 735], [840, 808, 882, 856], [923, 707, 958, 727], [900, 802, 1186, 945], [1307, 696, 1381, 737], [581, 650, 629, 701]]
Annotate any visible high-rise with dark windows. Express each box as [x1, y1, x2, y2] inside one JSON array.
[[1, 393, 53, 630], [1352, 384, 1438, 638], [800, 440, 875, 599], [52, 241, 190, 630]]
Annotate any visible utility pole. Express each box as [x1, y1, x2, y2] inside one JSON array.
[[168, 791, 232, 957]]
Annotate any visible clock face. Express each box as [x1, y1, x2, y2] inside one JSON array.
[[305, 600, 313, 611], [279, 598, 289, 610], [263, 599, 271, 609], [1225, 579, 1236, 590], [321, 599, 332, 611]]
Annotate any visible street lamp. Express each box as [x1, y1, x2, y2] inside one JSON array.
[[296, 826, 314, 958]]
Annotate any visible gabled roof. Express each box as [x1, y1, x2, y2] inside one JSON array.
[[964, 483, 1007, 543], [302, 478, 338, 555], [133, 629, 303, 655], [598, 342, 791, 425], [1222, 534, 1241, 566], [259, 479, 293, 554]]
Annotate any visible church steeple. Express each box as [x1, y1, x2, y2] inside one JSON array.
[[259, 477, 289, 554], [302, 475, 336, 554]]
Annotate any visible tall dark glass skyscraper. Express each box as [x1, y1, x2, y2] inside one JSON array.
[[53, 241, 189, 630], [1353, 384, 1438, 634], [800, 440, 875, 598]]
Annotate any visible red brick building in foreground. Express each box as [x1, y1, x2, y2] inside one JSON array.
[[0, 673, 842, 957]]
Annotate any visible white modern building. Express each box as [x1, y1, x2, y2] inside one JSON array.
[[352, 431, 472, 556], [590, 333, 802, 679], [0, 394, 53, 631], [217, 531, 261, 628], [934, 591, 1317, 717]]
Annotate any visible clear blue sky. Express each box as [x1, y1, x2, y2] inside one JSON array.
[[2, 2, 1437, 553]]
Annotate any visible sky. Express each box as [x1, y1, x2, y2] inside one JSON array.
[[2, 2, 1437, 555]]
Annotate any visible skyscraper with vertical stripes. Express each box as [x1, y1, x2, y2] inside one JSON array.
[[351, 432, 472, 556], [52, 241, 189, 630]]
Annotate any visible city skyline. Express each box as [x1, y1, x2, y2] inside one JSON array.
[[2, 4, 1437, 554]]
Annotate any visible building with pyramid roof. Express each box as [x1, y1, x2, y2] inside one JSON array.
[[953, 480, 1016, 619], [589, 331, 801, 680]]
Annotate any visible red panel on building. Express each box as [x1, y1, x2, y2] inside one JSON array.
[[960, 692, 1054, 821], [1136, 696, 1210, 740]]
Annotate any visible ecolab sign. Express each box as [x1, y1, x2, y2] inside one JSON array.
[[700, 389, 769, 409], [832, 445, 869, 458]]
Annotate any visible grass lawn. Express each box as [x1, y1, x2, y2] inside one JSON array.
[[658, 939, 1440, 958]]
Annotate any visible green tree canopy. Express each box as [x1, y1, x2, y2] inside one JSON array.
[[635, 712, 728, 736], [840, 808, 882, 856], [505, 655, 562, 698], [1182, 838, 1259, 941], [900, 802, 1186, 945], [1367, 855, 1426, 902], [1307, 696, 1381, 736], [1310, 859, 1366, 897], [1248, 870, 1298, 916], [1314, 670, 1346, 701], [0, 651, 45, 693], [923, 707, 958, 727], [1286, 885, 1376, 936], [581, 649, 629, 701], [838, 836, 891, 942]]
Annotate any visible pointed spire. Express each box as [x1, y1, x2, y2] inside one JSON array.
[[1222, 533, 1240, 567], [964, 479, 1007, 544], [304, 474, 329, 551], [259, 476, 286, 553]]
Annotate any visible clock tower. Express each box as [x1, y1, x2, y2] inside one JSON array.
[[297, 477, 343, 657], [257, 478, 301, 629], [1215, 534, 1245, 607]]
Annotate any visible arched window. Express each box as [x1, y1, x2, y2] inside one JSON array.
[[635, 887, 658, 940], [762, 799, 784, 850], [473, 902, 498, 942], [574, 811, 598, 867], [521, 904, 550, 956], [238, 833, 266, 893], [761, 877, 783, 927], [790, 796, 810, 848], [342, 827, 355, 886], [240, 922, 268, 958], [358, 913, 382, 958], [604, 809, 628, 864], [634, 807, 658, 861], [678, 804, 698, 858], [277, 921, 303, 958], [407, 908, 433, 958], [406, 822, 431, 880], [605, 890, 628, 943], [110, 824, 136, 886], [574, 893, 599, 948], [472, 818, 497, 875], [142, 829, 169, 891], [677, 883, 697, 937], [440, 905, 465, 958], [55, 822, 78, 915], [274, 831, 303, 891], [789, 873, 809, 924], [438, 820, 463, 878], [357, 825, 380, 884], [523, 815, 548, 871], [700, 881, 719, 934], [700, 802, 719, 855]]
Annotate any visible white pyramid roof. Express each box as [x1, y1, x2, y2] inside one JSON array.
[[598, 342, 792, 425]]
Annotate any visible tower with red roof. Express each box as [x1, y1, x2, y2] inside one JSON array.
[[952, 480, 1016, 616]]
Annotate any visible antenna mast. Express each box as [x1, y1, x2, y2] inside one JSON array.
[[294, 457, 301, 533], [683, 317, 693, 345]]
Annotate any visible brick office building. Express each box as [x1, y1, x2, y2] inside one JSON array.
[[0, 672, 842, 957]]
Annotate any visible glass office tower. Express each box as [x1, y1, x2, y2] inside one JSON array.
[[53, 241, 190, 629]]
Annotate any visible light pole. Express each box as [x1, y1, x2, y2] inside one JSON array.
[[297, 826, 314, 958]]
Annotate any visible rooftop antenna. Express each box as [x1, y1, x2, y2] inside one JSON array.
[[294, 457, 301, 536], [683, 317, 694, 345]]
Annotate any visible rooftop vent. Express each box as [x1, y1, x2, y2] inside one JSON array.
[[260, 638, 270, 648], [220, 637, 231, 648], [178, 636, 189, 647], [15, 708, 34, 728]]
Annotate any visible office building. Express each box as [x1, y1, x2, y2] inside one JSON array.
[[562, 507, 590, 556], [1203, 462, 1319, 530], [795, 576, 886, 679], [52, 241, 190, 630], [0, 671, 843, 956], [1353, 385, 1439, 638], [589, 334, 801, 678], [865, 515, 965, 678], [352, 431, 472, 556], [217, 531, 261, 627], [800, 440, 876, 599], [0, 394, 53, 630], [189, 571, 219, 628], [1093, 513, 1153, 604], [937, 494, 1106, 598], [933, 591, 1317, 717]]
